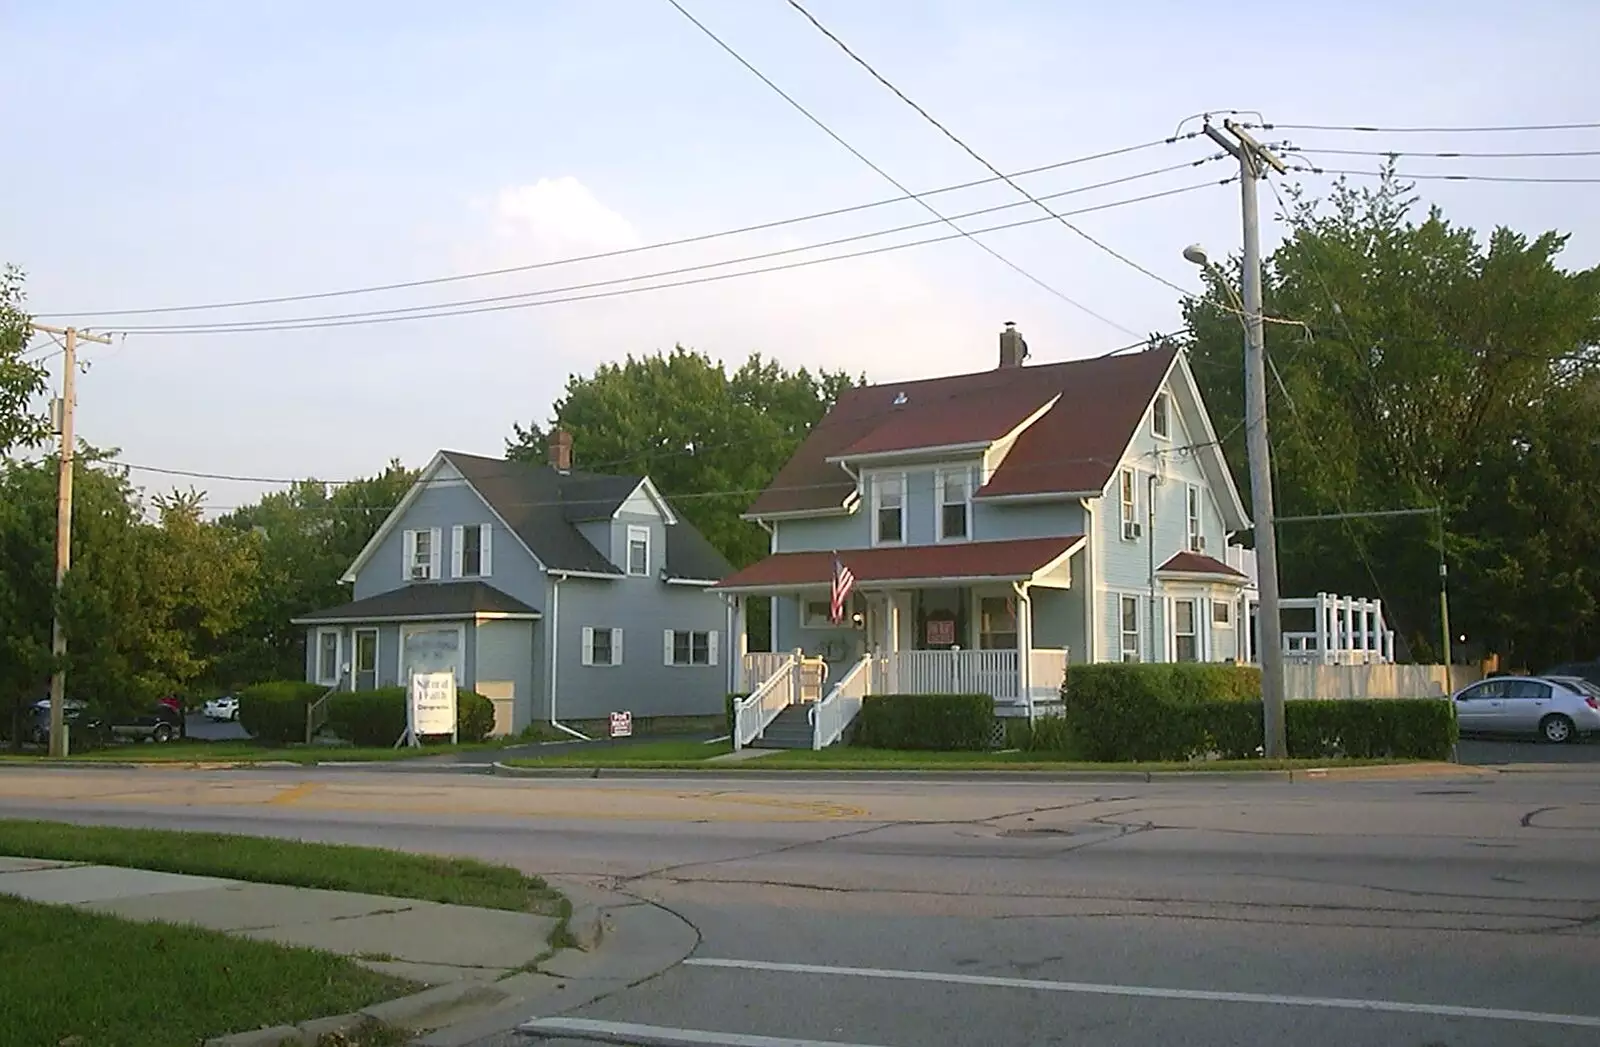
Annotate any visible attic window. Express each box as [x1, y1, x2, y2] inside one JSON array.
[[1152, 391, 1172, 439], [892, 391, 908, 406]]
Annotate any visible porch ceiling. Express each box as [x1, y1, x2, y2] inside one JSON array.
[[713, 535, 1084, 593]]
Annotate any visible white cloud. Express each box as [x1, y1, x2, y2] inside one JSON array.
[[489, 176, 642, 257]]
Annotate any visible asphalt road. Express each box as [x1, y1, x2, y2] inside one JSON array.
[[1, 765, 1596, 1045]]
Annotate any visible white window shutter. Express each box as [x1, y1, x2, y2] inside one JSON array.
[[611, 628, 623, 665], [664, 629, 674, 666], [429, 528, 442, 579], [451, 526, 465, 578], [402, 530, 416, 582], [480, 524, 493, 577], [581, 627, 594, 667], [708, 631, 719, 666]]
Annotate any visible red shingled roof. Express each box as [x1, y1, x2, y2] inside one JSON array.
[[1157, 551, 1249, 578], [747, 347, 1177, 516], [714, 536, 1083, 591]]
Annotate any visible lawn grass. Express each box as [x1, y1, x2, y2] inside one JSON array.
[[0, 894, 413, 1047], [0, 819, 564, 915], [0, 738, 509, 764]]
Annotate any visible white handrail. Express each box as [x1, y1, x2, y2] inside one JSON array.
[[733, 655, 796, 750], [740, 651, 791, 693], [811, 655, 871, 750]]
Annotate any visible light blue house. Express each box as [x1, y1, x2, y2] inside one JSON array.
[[292, 436, 732, 737], [716, 325, 1261, 747]]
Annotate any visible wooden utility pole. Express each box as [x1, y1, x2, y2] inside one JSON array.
[[31, 323, 112, 757]]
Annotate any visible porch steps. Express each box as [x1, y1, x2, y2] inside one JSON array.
[[752, 704, 814, 750]]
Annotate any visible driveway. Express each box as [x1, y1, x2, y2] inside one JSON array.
[[182, 712, 250, 742], [1457, 734, 1600, 765]]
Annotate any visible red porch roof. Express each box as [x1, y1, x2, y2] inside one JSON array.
[[714, 536, 1084, 592], [1157, 551, 1249, 579]]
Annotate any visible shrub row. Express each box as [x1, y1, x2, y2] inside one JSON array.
[[850, 693, 994, 751], [1059, 663, 1456, 761], [239, 681, 494, 747]]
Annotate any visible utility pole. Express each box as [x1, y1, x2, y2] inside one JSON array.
[[1201, 119, 1290, 758], [31, 323, 112, 758]]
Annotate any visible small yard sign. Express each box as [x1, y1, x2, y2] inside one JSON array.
[[609, 710, 633, 738], [926, 617, 956, 647], [405, 671, 457, 745]]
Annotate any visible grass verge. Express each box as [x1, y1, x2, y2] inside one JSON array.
[[0, 820, 564, 915], [0, 738, 510, 764], [0, 894, 412, 1047]]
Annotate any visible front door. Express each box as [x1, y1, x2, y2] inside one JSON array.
[[354, 629, 378, 691]]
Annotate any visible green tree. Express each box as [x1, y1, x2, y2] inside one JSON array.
[[508, 348, 859, 571], [0, 265, 50, 454], [1183, 168, 1600, 668]]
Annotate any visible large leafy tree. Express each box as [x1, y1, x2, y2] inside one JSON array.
[[508, 348, 860, 570], [0, 265, 49, 454], [1183, 168, 1600, 668]]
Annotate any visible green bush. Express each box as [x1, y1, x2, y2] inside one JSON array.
[[1016, 712, 1079, 754], [456, 690, 494, 743], [326, 687, 497, 746], [1060, 663, 1261, 761], [850, 694, 994, 751], [238, 681, 326, 746], [1286, 699, 1458, 760]]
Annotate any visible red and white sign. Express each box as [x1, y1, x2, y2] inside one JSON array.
[[926, 618, 956, 646], [609, 711, 633, 738]]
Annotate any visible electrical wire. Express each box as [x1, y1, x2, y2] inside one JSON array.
[[1256, 120, 1600, 134], [663, 0, 1140, 336], [37, 138, 1183, 321], [1290, 146, 1600, 160], [782, 0, 1212, 307], [1287, 164, 1600, 185], [106, 179, 1232, 335], [108, 162, 1219, 334]]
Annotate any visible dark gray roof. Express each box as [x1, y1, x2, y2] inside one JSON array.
[[293, 581, 539, 623], [440, 451, 732, 580]]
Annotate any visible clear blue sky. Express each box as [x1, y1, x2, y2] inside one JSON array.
[[3, 0, 1595, 511]]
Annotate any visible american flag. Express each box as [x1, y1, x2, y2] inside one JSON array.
[[830, 555, 856, 624]]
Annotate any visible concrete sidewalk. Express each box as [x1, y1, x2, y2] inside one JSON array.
[[0, 854, 562, 986]]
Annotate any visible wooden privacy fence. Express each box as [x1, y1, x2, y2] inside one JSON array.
[[1283, 663, 1482, 700]]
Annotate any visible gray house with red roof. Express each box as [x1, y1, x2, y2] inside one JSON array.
[[292, 441, 732, 738], [716, 324, 1262, 744]]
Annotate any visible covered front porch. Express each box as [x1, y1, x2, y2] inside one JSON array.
[[717, 537, 1084, 749]]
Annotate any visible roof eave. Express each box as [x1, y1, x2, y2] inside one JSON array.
[[824, 439, 992, 466], [1155, 569, 1251, 586]]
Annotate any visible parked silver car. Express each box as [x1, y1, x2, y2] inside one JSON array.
[[1451, 675, 1600, 743]]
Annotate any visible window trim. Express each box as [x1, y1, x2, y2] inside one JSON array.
[[582, 626, 623, 667], [403, 527, 441, 581], [1119, 468, 1139, 542], [872, 472, 907, 546], [1119, 595, 1141, 663], [802, 595, 861, 630], [315, 628, 343, 685], [452, 523, 493, 579], [1212, 599, 1233, 627], [664, 629, 719, 667], [936, 467, 973, 542], [1186, 483, 1203, 553], [1172, 598, 1199, 662], [1152, 390, 1172, 440], [626, 525, 651, 577]]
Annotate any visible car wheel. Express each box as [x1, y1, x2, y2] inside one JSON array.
[[1539, 714, 1575, 744], [153, 723, 173, 743]]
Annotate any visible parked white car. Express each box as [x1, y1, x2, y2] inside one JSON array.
[[203, 695, 240, 721], [1451, 675, 1600, 743]]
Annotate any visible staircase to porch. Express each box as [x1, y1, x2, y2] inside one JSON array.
[[751, 703, 814, 749]]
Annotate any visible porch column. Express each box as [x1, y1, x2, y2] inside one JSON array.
[[732, 595, 748, 691], [1015, 585, 1033, 720], [886, 591, 903, 694]]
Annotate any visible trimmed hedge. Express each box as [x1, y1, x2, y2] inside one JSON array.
[[850, 693, 994, 751], [1060, 664, 1457, 761], [325, 687, 496, 746], [238, 681, 326, 746], [1061, 663, 1262, 761]]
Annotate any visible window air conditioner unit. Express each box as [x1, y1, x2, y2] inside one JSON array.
[[410, 565, 430, 581], [1194, 536, 1207, 552]]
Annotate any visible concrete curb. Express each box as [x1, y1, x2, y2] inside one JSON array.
[[489, 760, 1483, 783]]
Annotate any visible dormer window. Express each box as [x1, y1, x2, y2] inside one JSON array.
[[627, 526, 651, 576], [873, 474, 904, 545], [1152, 391, 1172, 439]]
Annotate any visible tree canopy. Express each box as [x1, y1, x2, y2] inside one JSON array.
[[1183, 168, 1600, 668], [0, 265, 50, 455]]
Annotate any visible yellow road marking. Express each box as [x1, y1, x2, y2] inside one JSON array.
[[266, 781, 323, 806]]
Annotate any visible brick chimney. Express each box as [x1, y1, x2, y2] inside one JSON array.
[[548, 428, 573, 473], [998, 321, 1029, 368]]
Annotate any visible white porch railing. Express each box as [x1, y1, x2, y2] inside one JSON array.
[[811, 655, 871, 749], [738, 652, 791, 694], [733, 654, 798, 751], [878, 649, 1019, 699]]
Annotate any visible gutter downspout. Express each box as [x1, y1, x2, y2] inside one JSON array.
[[1080, 498, 1097, 663], [547, 571, 588, 741]]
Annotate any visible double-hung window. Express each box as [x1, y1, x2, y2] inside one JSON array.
[[1152, 391, 1171, 439], [452, 523, 493, 578], [582, 627, 622, 666], [1186, 484, 1203, 552], [1173, 600, 1199, 662], [938, 468, 971, 541], [403, 528, 441, 581], [665, 629, 719, 666], [1119, 596, 1141, 663], [874, 474, 904, 544], [1120, 469, 1139, 541], [627, 526, 650, 576], [315, 629, 342, 685]]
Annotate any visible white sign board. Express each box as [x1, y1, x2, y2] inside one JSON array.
[[409, 671, 457, 738], [609, 710, 633, 738]]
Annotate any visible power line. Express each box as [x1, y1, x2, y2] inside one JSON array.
[[781, 0, 1210, 306], [108, 162, 1219, 334], [1287, 164, 1600, 185], [1257, 120, 1600, 134], [1291, 146, 1600, 160], [105, 180, 1231, 335], [37, 138, 1182, 322], [662, 0, 1139, 336]]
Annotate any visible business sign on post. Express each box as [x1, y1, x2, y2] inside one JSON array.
[[609, 711, 633, 739], [406, 671, 457, 746]]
